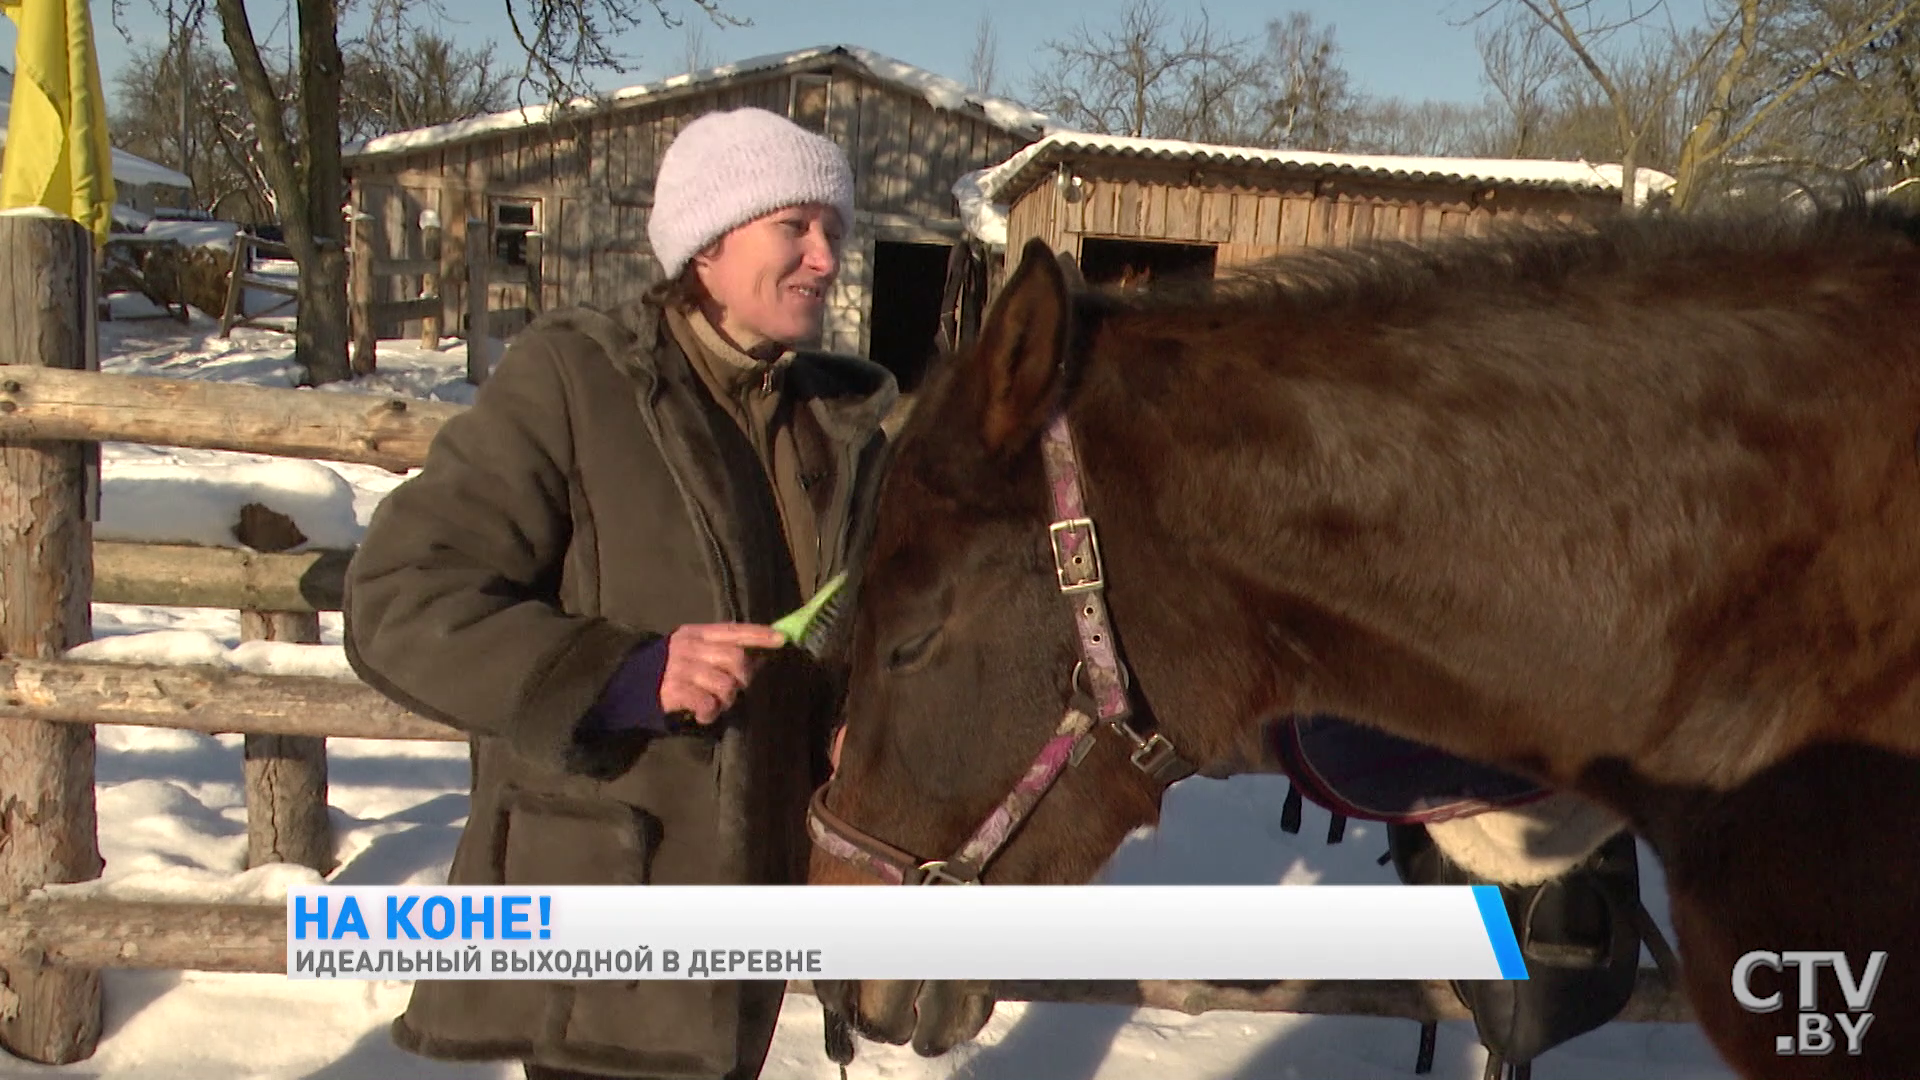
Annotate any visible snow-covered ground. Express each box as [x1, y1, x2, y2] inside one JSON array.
[[0, 300, 1735, 1080]]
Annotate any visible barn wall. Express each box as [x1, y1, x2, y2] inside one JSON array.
[[1000, 159, 1622, 276], [347, 60, 1040, 349]]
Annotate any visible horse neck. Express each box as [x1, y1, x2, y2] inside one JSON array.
[[1064, 308, 1623, 785]]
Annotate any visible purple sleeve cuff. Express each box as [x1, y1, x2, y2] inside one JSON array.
[[581, 638, 672, 735]]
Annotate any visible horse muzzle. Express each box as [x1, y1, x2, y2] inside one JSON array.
[[823, 977, 997, 1056]]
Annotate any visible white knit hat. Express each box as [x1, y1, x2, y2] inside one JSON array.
[[648, 107, 856, 279]]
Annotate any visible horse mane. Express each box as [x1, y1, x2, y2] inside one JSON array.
[[891, 192, 1920, 494], [1085, 193, 1920, 326]]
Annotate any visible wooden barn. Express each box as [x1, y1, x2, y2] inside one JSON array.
[[958, 133, 1674, 290], [341, 44, 1048, 388]]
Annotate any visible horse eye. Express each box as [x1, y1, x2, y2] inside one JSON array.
[[885, 626, 941, 671]]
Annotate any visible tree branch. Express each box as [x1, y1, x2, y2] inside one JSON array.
[[1707, 0, 1916, 170], [212, 0, 309, 257]]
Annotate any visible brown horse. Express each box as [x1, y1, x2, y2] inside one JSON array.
[[806, 201, 1920, 1080]]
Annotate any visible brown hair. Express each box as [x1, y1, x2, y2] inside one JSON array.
[[642, 268, 704, 311], [642, 236, 726, 311]]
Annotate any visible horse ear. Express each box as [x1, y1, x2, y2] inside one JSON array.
[[1055, 251, 1087, 294], [971, 238, 1073, 458]]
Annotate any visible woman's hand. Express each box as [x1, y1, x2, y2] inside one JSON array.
[[659, 622, 786, 725]]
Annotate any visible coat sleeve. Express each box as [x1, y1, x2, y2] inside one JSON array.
[[342, 330, 657, 776]]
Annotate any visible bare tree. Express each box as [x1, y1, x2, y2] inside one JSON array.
[[1492, 0, 1706, 207], [342, 4, 513, 141], [1760, 3, 1920, 187], [208, 0, 352, 382], [1151, 11, 1263, 143], [1477, 15, 1569, 155], [1673, 0, 1918, 206], [679, 19, 716, 73], [1346, 97, 1505, 156], [968, 13, 1000, 96], [1029, 0, 1249, 138], [109, 0, 211, 186], [1245, 12, 1357, 150], [113, 0, 741, 385], [1485, 0, 1919, 209], [110, 39, 278, 218], [503, 0, 746, 105]]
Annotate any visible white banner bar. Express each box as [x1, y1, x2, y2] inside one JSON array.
[[285, 885, 1528, 982]]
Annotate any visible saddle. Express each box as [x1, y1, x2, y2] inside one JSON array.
[[1271, 714, 1672, 1080]]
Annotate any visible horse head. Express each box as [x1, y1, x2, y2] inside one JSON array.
[[806, 239, 1210, 1052]]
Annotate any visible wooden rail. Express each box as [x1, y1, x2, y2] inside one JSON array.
[[0, 897, 1693, 1024], [92, 541, 351, 613], [0, 657, 463, 742], [0, 364, 462, 472]]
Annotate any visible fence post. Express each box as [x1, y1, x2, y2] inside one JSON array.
[[0, 216, 105, 1064], [465, 218, 492, 385], [228, 506, 333, 873], [349, 211, 377, 377], [217, 232, 249, 339], [419, 210, 442, 350], [240, 610, 334, 874]]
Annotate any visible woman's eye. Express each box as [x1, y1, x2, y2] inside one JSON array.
[[886, 627, 941, 671]]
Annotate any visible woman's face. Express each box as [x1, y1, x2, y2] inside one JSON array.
[[692, 202, 845, 353]]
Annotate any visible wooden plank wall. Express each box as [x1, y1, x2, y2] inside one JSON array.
[[349, 61, 1039, 352], [1001, 160, 1616, 269]]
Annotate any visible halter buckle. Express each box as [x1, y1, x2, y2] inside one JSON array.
[[1048, 517, 1104, 593], [912, 860, 979, 886], [1128, 733, 1190, 783]]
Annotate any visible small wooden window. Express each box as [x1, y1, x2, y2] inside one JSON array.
[[789, 74, 830, 134], [493, 199, 538, 266]]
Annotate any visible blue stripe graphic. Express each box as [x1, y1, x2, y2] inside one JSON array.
[[1472, 885, 1529, 979]]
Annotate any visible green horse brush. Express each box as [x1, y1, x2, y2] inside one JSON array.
[[769, 571, 851, 658], [658, 572, 853, 733]]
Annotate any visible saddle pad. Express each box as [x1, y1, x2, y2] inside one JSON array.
[[1271, 714, 1549, 825]]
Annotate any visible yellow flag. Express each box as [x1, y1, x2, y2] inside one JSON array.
[[1, 0, 117, 244]]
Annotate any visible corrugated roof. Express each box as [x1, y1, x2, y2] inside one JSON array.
[[971, 132, 1675, 207], [346, 44, 1054, 160]]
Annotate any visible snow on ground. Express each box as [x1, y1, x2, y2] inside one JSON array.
[[0, 303, 1735, 1080]]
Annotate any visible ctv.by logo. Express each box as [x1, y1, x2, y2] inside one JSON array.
[[1732, 950, 1886, 1056]]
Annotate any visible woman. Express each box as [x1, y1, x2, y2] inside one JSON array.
[[343, 107, 896, 1080]]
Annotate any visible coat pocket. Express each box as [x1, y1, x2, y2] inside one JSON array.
[[490, 790, 755, 1079], [495, 789, 661, 886]]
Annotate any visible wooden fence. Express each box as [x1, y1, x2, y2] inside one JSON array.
[[220, 213, 525, 385], [0, 216, 1691, 1069], [218, 231, 300, 338]]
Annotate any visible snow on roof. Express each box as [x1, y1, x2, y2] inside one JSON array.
[[955, 131, 1677, 247], [0, 70, 193, 190], [103, 145, 193, 189], [347, 44, 1055, 159]]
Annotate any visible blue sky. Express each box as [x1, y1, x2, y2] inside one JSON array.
[[8, 1, 1509, 117]]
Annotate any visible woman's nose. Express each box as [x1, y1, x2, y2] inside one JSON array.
[[804, 228, 839, 279]]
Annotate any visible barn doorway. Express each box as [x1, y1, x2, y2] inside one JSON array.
[[1078, 237, 1218, 288], [868, 240, 951, 393]]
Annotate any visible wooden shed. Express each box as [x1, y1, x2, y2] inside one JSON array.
[[341, 45, 1047, 389], [961, 133, 1674, 289]]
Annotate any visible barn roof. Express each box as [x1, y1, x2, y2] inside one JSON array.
[[345, 44, 1055, 161], [954, 131, 1678, 246]]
